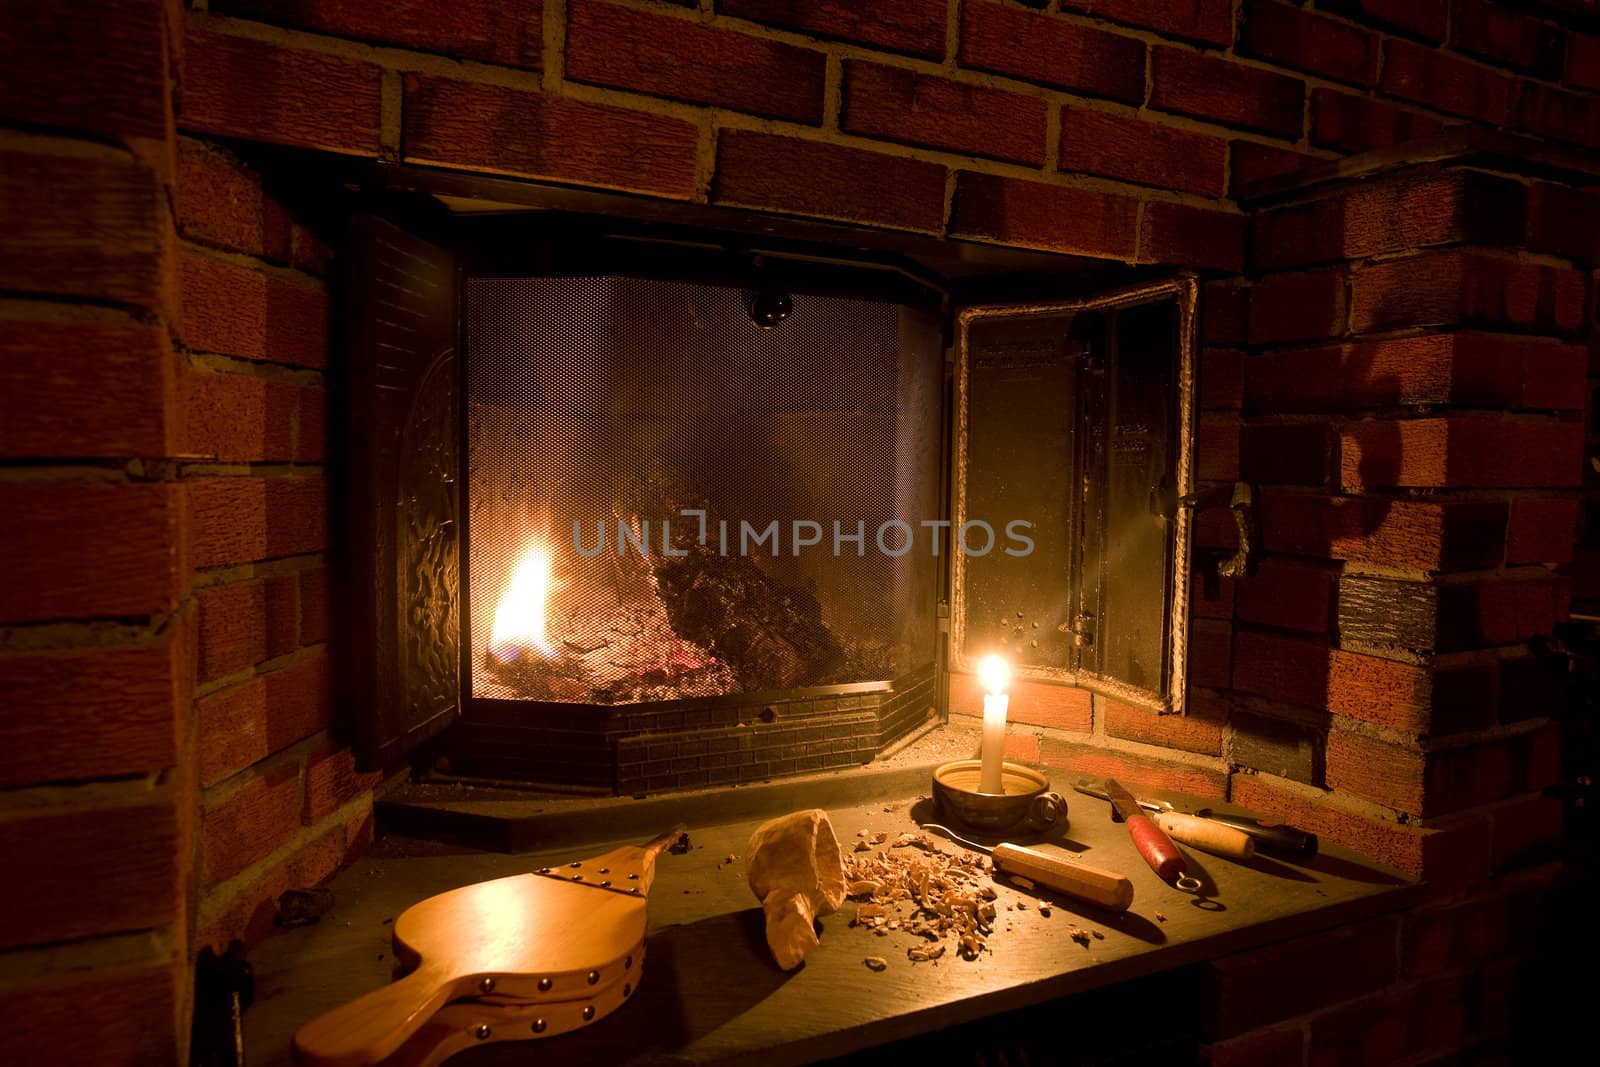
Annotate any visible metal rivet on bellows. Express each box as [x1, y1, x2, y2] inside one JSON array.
[[537, 867, 551, 875], [537, 977, 552, 992], [474, 1025, 491, 1041], [630, 887, 641, 895], [599, 880, 611, 888], [478, 977, 495, 994], [531, 1019, 547, 1034], [583, 1006, 596, 1022], [587, 970, 599, 985], [627, 873, 639, 880], [597, 867, 609, 874], [569, 861, 582, 868], [571, 874, 584, 881]]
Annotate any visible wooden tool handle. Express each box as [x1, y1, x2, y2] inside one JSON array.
[[1126, 815, 1186, 882], [1154, 811, 1255, 860], [293, 964, 458, 1067], [992, 843, 1134, 912]]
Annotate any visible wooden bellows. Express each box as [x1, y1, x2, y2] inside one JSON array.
[[293, 825, 684, 1067]]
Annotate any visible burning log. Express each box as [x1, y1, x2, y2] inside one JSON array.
[[653, 544, 844, 690]]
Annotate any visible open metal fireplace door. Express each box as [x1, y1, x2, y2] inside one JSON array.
[[952, 279, 1198, 713]]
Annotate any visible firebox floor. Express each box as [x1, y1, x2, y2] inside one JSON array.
[[244, 762, 1419, 1066]]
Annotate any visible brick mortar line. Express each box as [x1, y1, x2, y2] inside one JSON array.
[[197, 723, 326, 809], [177, 237, 327, 289], [180, 344, 333, 378], [0, 461, 143, 485], [1245, 324, 1591, 352], [1339, 713, 1556, 755], [0, 616, 173, 653], [0, 926, 180, 990], [193, 641, 328, 701], [1343, 242, 1588, 272], [177, 461, 326, 479], [822, 51, 843, 131], [544, 0, 566, 92], [1235, 408, 1583, 423], [1236, 623, 1516, 668], [196, 787, 374, 927], [1228, 767, 1424, 826], [379, 70, 403, 161], [0, 286, 161, 326], [191, 551, 327, 590], [1044, 99, 1063, 171], [0, 125, 148, 164], [0, 772, 168, 815], [185, 350, 327, 387], [0, 295, 154, 326], [1244, 326, 1592, 351], [1339, 561, 1568, 584]]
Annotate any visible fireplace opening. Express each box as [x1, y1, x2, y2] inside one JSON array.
[[345, 209, 1195, 794], [463, 271, 942, 708]]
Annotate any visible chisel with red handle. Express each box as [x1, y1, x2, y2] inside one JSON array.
[[1102, 778, 1201, 893]]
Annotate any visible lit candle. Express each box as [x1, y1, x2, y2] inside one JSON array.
[[977, 654, 1010, 795]]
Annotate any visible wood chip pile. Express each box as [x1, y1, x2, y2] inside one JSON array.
[[843, 831, 1003, 967]]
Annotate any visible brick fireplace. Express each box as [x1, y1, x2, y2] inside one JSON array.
[[3, 1, 1596, 1064]]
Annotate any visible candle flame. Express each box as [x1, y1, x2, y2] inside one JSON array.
[[978, 654, 1009, 696], [489, 540, 557, 661]]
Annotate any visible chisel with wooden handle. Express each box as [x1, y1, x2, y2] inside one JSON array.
[[920, 823, 1134, 912], [1149, 811, 1254, 860], [1102, 779, 1202, 892]]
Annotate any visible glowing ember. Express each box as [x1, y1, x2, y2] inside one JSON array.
[[489, 540, 557, 662]]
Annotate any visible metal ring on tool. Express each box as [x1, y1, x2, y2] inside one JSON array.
[[1175, 874, 1203, 893]]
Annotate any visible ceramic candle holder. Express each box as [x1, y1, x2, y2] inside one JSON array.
[[931, 759, 1068, 837]]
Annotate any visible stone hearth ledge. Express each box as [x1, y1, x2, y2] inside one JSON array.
[[245, 746, 1417, 1065]]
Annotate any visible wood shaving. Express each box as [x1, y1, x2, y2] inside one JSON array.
[[1092, 930, 1104, 940], [892, 832, 937, 850], [863, 956, 888, 972], [843, 830, 996, 963], [853, 840, 872, 852], [1155, 911, 1167, 923], [1038, 904, 1052, 917], [1010, 875, 1036, 891], [1069, 927, 1091, 946]]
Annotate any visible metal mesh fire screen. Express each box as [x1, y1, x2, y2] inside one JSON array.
[[464, 274, 943, 706]]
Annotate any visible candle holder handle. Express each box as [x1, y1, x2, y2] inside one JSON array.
[[1020, 790, 1069, 834]]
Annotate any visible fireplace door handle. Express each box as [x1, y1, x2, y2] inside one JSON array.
[[1179, 481, 1256, 580]]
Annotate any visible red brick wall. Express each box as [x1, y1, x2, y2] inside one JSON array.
[[174, 137, 382, 953], [0, 2, 192, 1063], [4, 1, 1594, 1063]]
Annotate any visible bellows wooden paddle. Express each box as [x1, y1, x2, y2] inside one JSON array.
[[293, 824, 686, 1067]]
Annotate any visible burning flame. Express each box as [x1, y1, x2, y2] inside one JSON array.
[[489, 540, 557, 662], [978, 654, 1009, 697]]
